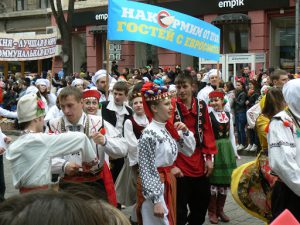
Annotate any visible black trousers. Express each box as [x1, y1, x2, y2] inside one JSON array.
[[271, 181, 300, 222], [177, 176, 210, 225], [110, 158, 124, 182], [0, 155, 5, 202]]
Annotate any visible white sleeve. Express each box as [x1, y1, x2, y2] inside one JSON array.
[[46, 132, 97, 162], [177, 130, 196, 157], [197, 89, 208, 104], [229, 114, 238, 157], [0, 107, 17, 119], [124, 119, 138, 166], [268, 119, 300, 196], [102, 120, 128, 159]]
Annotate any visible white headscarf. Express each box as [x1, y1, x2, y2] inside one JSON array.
[[92, 69, 107, 85], [35, 79, 50, 88], [71, 78, 83, 87], [283, 79, 300, 119], [208, 69, 222, 79]]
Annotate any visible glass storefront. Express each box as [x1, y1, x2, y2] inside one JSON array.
[[270, 17, 295, 72]]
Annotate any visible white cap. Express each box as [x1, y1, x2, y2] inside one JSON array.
[[25, 86, 39, 95], [35, 78, 50, 88], [208, 69, 222, 78], [92, 69, 107, 85], [71, 78, 84, 87], [17, 94, 46, 123]]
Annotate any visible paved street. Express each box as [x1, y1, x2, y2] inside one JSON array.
[[2, 134, 264, 224]]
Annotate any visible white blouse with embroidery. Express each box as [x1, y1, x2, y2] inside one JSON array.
[[138, 120, 196, 204]]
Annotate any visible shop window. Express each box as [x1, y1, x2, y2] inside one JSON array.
[[16, 0, 24, 11], [270, 17, 295, 72], [40, 0, 49, 8], [221, 24, 249, 54]]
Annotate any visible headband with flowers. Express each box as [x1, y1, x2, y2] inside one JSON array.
[[141, 82, 171, 102]]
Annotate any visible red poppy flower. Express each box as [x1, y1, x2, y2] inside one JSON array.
[[99, 127, 106, 135], [37, 99, 45, 109]]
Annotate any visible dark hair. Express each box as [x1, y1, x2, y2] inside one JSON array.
[[0, 191, 105, 225], [224, 81, 235, 92], [262, 87, 286, 119], [59, 86, 83, 103], [174, 72, 194, 86], [113, 81, 129, 95], [270, 69, 288, 82], [235, 80, 246, 91]]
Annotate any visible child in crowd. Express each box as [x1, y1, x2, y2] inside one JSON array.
[[208, 90, 239, 224]]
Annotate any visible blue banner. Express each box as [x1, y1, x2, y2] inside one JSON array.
[[108, 0, 220, 61]]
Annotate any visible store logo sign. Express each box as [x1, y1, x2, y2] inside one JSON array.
[[218, 0, 244, 8]]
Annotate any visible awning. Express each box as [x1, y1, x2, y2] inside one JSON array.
[[89, 25, 107, 33], [211, 13, 251, 25]]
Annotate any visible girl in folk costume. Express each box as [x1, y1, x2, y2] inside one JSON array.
[[207, 90, 239, 224], [82, 88, 102, 116], [35, 78, 56, 111], [115, 87, 149, 223], [136, 82, 196, 225], [71, 78, 84, 91]]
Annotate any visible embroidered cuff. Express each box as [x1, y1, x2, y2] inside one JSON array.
[[151, 195, 161, 204], [183, 130, 190, 136]]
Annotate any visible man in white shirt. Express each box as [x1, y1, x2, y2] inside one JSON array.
[[6, 93, 98, 193], [101, 81, 133, 182], [48, 86, 128, 206]]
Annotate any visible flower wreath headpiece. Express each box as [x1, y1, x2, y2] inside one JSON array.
[[36, 98, 45, 117], [141, 82, 170, 102]]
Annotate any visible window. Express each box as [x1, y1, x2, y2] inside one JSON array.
[[222, 24, 249, 54], [40, 0, 49, 8], [16, 0, 24, 11], [270, 17, 295, 72]]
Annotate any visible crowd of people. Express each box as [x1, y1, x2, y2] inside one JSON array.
[[0, 64, 299, 224]]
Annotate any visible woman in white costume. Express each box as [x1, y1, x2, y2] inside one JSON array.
[[136, 82, 196, 225], [268, 78, 300, 222]]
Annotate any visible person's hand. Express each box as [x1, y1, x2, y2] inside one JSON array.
[[64, 162, 80, 176], [153, 202, 165, 218], [171, 166, 184, 178], [0, 147, 5, 155], [174, 122, 188, 132], [91, 133, 106, 145], [204, 160, 214, 177], [4, 136, 12, 144]]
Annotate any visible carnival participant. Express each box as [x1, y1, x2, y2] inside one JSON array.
[[234, 80, 247, 150], [197, 69, 230, 112], [35, 78, 56, 111], [268, 79, 300, 222], [174, 73, 217, 225], [71, 78, 84, 91], [44, 88, 64, 122], [136, 82, 196, 225], [101, 81, 133, 182], [115, 83, 148, 223], [82, 88, 101, 116], [6, 93, 98, 193], [47, 87, 128, 206], [207, 90, 238, 224], [92, 69, 116, 103]]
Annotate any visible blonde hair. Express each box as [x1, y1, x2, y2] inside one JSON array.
[[91, 200, 131, 225]]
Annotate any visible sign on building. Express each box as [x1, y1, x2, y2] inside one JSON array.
[[109, 41, 122, 61], [0, 32, 57, 61]]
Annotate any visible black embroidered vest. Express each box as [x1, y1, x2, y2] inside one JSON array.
[[174, 99, 206, 147], [209, 111, 230, 140]]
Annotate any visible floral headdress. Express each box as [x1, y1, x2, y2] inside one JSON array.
[[141, 82, 171, 101], [141, 82, 180, 141]]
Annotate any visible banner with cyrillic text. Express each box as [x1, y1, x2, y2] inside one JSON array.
[[0, 32, 57, 61], [108, 0, 220, 61]]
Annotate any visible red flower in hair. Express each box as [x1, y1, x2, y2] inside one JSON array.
[[141, 82, 154, 92], [37, 99, 45, 109]]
